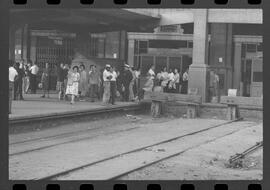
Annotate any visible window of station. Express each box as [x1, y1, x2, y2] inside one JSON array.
[[89, 31, 122, 59], [159, 25, 178, 33], [148, 40, 188, 49], [241, 43, 262, 55], [246, 44, 257, 53], [134, 40, 148, 55], [257, 42, 262, 52], [105, 31, 120, 59]]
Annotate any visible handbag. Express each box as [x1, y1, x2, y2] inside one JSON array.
[[38, 82, 43, 89]]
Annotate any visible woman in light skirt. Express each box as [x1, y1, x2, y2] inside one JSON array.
[[66, 66, 80, 104]]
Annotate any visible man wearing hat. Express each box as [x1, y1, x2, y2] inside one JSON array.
[[122, 63, 133, 102], [102, 64, 112, 104]]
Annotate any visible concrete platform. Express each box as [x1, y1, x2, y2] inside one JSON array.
[[9, 93, 138, 121]]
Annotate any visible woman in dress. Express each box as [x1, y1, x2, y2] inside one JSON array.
[[66, 66, 80, 104], [41, 62, 50, 98]]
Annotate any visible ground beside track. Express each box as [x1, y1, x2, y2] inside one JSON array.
[[9, 114, 262, 180], [120, 123, 262, 180]]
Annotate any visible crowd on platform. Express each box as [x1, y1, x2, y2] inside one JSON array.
[[9, 58, 220, 114], [59, 63, 140, 105], [139, 64, 190, 98]]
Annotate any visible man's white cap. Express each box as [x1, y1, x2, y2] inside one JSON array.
[[105, 64, 111, 67], [124, 64, 130, 68]]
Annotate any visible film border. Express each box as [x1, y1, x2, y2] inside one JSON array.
[[0, 0, 267, 190]]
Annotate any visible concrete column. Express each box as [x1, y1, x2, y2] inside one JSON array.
[[22, 24, 30, 62], [226, 24, 233, 90], [9, 27, 16, 61], [128, 39, 135, 67], [188, 9, 210, 102], [233, 42, 242, 93]]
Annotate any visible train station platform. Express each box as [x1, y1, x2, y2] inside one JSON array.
[[9, 93, 140, 125]]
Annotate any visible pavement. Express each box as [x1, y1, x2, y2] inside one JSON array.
[[9, 92, 137, 120]]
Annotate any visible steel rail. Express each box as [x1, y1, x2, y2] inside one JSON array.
[[10, 126, 140, 157], [229, 141, 263, 163], [36, 118, 243, 180], [108, 129, 244, 180]]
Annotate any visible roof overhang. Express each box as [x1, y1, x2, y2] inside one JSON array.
[[10, 9, 161, 33]]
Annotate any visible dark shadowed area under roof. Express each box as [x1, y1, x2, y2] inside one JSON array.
[[10, 9, 161, 33]]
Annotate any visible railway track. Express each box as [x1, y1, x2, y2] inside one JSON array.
[[34, 118, 254, 180], [229, 141, 263, 164], [9, 126, 140, 156]]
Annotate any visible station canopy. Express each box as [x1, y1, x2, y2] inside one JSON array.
[[10, 9, 161, 33]]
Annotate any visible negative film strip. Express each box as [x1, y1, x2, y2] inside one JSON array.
[[0, 0, 267, 190]]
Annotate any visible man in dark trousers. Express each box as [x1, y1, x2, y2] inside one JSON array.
[[29, 62, 39, 94], [122, 64, 133, 102], [14, 62, 24, 100]]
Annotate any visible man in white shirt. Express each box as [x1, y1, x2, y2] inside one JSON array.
[[167, 69, 175, 92], [173, 68, 180, 93], [29, 62, 39, 94], [110, 66, 118, 105], [102, 64, 112, 104], [9, 60, 18, 114], [148, 65, 155, 80]]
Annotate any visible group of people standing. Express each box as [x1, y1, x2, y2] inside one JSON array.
[[8, 59, 39, 113], [57, 62, 140, 105], [9, 59, 39, 100], [102, 63, 139, 105], [141, 64, 189, 97], [156, 67, 189, 94]]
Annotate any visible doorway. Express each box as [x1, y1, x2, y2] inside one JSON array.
[[241, 58, 262, 97]]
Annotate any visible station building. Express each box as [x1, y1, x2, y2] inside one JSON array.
[[10, 9, 263, 102]]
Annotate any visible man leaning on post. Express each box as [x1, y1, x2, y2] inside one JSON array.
[[9, 60, 18, 114]]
